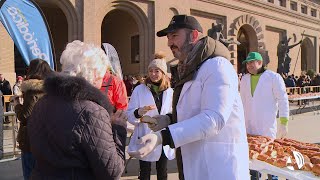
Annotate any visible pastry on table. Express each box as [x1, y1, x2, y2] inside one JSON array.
[[312, 164, 320, 176]]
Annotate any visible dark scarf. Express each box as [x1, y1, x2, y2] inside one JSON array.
[[170, 36, 230, 180]]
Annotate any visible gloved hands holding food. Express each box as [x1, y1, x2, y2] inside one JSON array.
[[138, 105, 156, 116], [141, 115, 170, 132], [128, 131, 162, 159]]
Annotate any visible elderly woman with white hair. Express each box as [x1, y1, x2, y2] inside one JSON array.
[[28, 40, 127, 180]]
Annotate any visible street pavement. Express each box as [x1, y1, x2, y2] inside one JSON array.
[[1, 101, 319, 180]]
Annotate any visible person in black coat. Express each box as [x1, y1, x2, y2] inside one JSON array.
[[0, 74, 12, 95], [284, 75, 296, 87], [0, 73, 12, 123]]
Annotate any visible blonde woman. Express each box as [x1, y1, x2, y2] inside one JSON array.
[[127, 55, 174, 180]]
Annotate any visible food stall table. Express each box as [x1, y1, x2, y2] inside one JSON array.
[[250, 159, 319, 180]]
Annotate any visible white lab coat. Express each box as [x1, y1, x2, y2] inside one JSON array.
[[168, 57, 249, 180], [127, 84, 175, 161], [240, 70, 289, 138]]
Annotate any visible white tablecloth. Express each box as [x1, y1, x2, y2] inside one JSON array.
[[250, 159, 319, 180]]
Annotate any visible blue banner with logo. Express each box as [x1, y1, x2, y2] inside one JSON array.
[[0, 0, 55, 69]]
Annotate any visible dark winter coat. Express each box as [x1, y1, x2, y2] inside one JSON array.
[[284, 77, 296, 87], [28, 73, 127, 180], [15, 79, 45, 152], [0, 78, 12, 95]]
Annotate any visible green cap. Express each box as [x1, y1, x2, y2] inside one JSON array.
[[242, 52, 263, 64]]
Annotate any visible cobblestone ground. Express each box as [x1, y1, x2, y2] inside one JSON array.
[[1, 101, 320, 180]]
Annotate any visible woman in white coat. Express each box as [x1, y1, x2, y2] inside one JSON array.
[[127, 57, 174, 180]]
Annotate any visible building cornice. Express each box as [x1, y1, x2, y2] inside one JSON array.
[[198, 0, 320, 31], [298, 0, 320, 9]]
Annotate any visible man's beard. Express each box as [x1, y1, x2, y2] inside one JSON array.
[[171, 38, 193, 62]]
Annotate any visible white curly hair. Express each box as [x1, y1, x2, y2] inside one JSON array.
[[60, 40, 111, 88]]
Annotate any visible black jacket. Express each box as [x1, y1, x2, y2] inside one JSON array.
[[0, 79, 12, 95], [28, 73, 126, 180]]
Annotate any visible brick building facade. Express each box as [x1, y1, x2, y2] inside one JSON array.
[[1, 0, 320, 83]]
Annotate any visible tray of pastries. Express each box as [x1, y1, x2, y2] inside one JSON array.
[[248, 134, 320, 179]]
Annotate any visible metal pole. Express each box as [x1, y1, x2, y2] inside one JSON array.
[[293, 31, 305, 74], [0, 92, 3, 159]]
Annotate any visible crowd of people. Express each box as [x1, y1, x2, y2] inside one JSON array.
[[0, 14, 319, 180], [283, 73, 320, 88]]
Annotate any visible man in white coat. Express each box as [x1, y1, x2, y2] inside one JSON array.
[[239, 52, 289, 180], [129, 15, 250, 180]]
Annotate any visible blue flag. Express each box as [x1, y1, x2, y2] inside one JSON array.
[[0, 0, 55, 69]]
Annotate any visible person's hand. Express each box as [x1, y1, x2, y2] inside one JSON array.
[[140, 115, 157, 125], [278, 124, 288, 138], [111, 109, 127, 128], [138, 105, 156, 116], [128, 132, 162, 159], [143, 115, 170, 132]]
